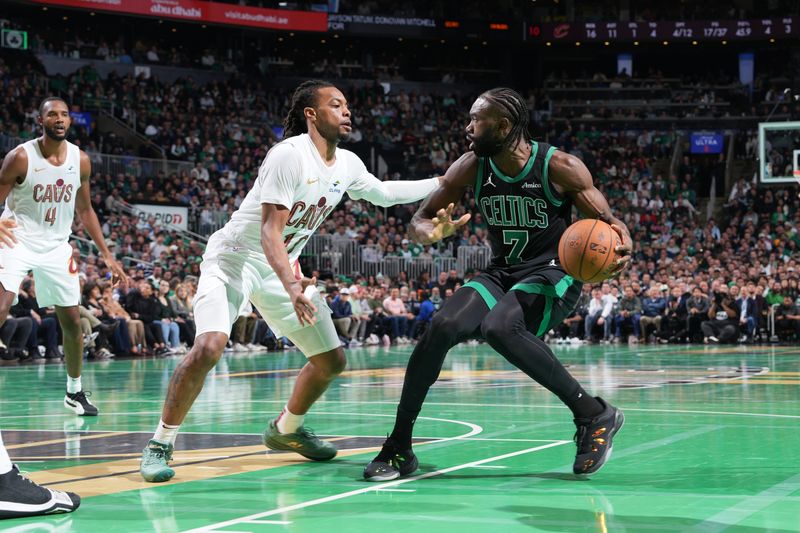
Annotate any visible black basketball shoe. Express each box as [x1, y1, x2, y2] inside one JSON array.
[[64, 390, 99, 416], [363, 439, 418, 482], [0, 465, 80, 519], [573, 397, 624, 475]]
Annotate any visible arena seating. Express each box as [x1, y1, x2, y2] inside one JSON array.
[[0, 47, 797, 355]]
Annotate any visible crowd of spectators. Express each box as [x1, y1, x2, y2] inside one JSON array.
[[1, 52, 799, 362], [17, 19, 239, 74]]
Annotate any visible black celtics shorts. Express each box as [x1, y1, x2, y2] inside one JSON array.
[[462, 260, 583, 337]]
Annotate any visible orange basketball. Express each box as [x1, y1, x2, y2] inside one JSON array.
[[558, 219, 620, 283]]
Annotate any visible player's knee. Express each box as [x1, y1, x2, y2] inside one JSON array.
[[326, 349, 347, 376], [481, 312, 519, 346], [311, 348, 347, 377], [480, 315, 504, 345], [189, 345, 223, 370], [61, 316, 82, 336], [188, 334, 227, 368], [330, 351, 347, 375], [430, 312, 461, 340]]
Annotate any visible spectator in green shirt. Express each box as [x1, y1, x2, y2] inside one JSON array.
[[765, 281, 785, 306]]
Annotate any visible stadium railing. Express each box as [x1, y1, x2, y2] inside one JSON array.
[[89, 152, 195, 178], [299, 235, 489, 279]]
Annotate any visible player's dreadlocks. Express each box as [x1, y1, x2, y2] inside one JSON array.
[[479, 87, 531, 151], [282, 79, 335, 138]]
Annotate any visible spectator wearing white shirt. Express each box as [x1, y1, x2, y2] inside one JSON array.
[[726, 177, 751, 206], [150, 234, 168, 258], [647, 195, 664, 212], [362, 239, 382, 263], [190, 162, 209, 182], [585, 289, 613, 342], [737, 283, 758, 342], [399, 239, 413, 260], [201, 51, 216, 67], [146, 47, 160, 63]]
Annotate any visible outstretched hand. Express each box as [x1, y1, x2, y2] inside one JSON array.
[[421, 203, 471, 244]]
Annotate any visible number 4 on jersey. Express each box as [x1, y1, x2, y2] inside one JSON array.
[[44, 207, 57, 226]]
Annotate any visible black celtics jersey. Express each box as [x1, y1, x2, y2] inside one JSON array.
[[474, 141, 572, 267]]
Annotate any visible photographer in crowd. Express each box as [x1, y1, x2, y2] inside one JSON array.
[[701, 284, 740, 343]]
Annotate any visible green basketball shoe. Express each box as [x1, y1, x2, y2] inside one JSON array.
[[263, 420, 337, 461], [140, 440, 175, 482]]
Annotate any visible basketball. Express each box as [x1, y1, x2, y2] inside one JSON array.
[[558, 219, 621, 283]]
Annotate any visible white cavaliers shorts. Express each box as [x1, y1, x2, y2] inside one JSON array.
[[193, 232, 339, 357], [0, 240, 80, 307]]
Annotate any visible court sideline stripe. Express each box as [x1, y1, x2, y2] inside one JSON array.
[[181, 440, 572, 533]]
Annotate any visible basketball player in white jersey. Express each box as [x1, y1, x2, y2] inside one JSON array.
[[139, 80, 444, 482], [0, 96, 128, 518], [0, 97, 127, 418]]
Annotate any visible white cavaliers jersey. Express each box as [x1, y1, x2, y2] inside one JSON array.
[[221, 133, 380, 263], [2, 139, 81, 252]]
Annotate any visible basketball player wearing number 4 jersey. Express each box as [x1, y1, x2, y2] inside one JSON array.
[[0, 97, 127, 419], [139, 80, 443, 483], [0, 97, 127, 519], [364, 88, 633, 482]]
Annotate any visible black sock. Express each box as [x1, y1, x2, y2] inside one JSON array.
[[388, 407, 418, 449], [560, 387, 604, 419]]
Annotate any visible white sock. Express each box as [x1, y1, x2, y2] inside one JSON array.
[[276, 406, 304, 434], [153, 420, 180, 446], [67, 376, 82, 394], [0, 431, 12, 474]]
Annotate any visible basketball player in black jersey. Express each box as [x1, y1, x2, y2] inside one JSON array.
[[364, 88, 631, 481]]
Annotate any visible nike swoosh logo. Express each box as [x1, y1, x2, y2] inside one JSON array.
[[34, 167, 46, 172], [307, 178, 319, 184]]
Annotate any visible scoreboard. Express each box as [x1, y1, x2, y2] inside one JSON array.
[[528, 17, 798, 42]]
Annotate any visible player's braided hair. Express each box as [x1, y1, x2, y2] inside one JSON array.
[[282, 79, 335, 138], [479, 88, 531, 151]]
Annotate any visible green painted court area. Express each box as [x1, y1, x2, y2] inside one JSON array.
[[2, 343, 799, 532]]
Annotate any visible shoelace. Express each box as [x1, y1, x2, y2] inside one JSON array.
[[573, 420, 591, 453], [147, 445, 172, 461], [70, 390, 93, 403], [375, 437, 409, 465], [376, 447, 397, 463], [297, 427, 321, 440], [14, 466, 37, 485]]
